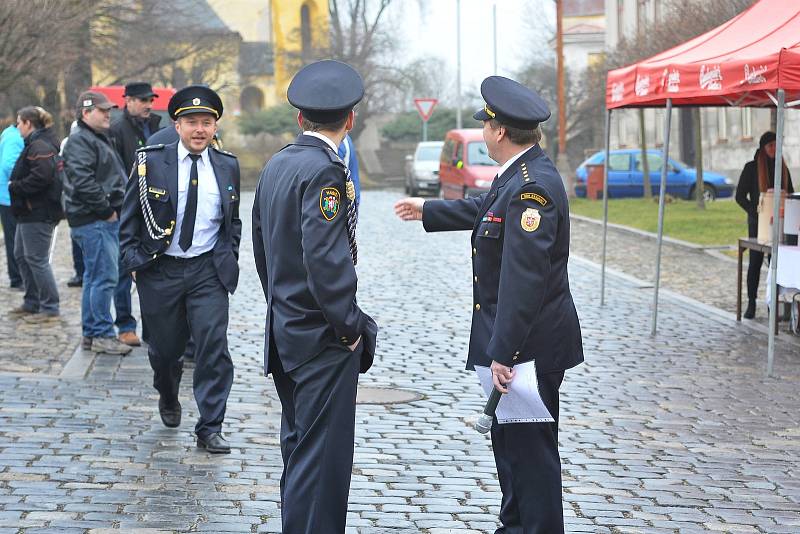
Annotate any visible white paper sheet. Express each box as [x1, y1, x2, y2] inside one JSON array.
[[475, 361, 555, 424]]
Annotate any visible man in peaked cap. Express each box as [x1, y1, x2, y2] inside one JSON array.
[[395, 75, 584, 533], [252, 59, 378, 534], [119, 85, 242, 454]]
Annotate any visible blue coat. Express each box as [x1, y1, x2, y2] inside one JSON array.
[[252, 134, 378, 375], [422, 144, 583, 373], [119, 141, 242, 293], [0, 126, 24, 206]]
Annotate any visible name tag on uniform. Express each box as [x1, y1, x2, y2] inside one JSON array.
[[148, 186, 167, 196]]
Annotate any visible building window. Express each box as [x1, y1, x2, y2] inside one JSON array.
[[741, 108, 752, 139], [240, 86, 265, 113], [300, 4, 312, 59], [717, 108, 728, 142]]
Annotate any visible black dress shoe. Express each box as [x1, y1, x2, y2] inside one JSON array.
[[744, 300, 756, 319], [67, 275, 83, 288], [158, 398, 181, 428], [197, 432, 230, 454]]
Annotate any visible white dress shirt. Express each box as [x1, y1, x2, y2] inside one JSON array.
[[496, 145, 534, 180], [165, 143, 223, 258]]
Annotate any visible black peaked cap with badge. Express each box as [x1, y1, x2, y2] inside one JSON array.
[[168, 85, 223, 121], [287, 60, 364, 123], [473, 75, 551, 130]]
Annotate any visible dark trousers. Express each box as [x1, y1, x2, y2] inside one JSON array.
[[136, 253, 234, 438], [492, 370, 565, 534], [14, 222, 60, 314], [0, 205, 21, 286], [71, 234, 84, 277], [114, 269, 136, 333], [271, 342, 361, 534], [746, 217, 767, 302]]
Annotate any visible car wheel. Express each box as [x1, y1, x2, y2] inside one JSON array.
[[692, 183, 716, 202]]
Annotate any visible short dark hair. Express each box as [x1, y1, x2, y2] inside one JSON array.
[[300, 115, 348, 133], [489, 119, 542, 145]]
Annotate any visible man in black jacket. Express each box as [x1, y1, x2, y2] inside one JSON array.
[[120, 85, 241, 454], [63, 91, 132, 356], [109, 82, 162, 347], [252, 60, 378, 534]]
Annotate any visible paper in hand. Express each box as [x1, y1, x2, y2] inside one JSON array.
[[475, 361, 555, 424]]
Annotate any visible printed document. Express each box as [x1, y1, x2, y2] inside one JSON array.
[[475, 361, 554, 424]]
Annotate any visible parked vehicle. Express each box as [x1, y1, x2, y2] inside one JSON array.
[[439, 129, 501, 199], [89, 85, 176, 123], [574, 149, 735, 201], [405, 141, 444, 196]]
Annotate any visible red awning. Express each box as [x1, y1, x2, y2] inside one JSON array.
[[606, 0, 800, 109]]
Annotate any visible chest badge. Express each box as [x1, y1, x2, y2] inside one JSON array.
[[521, 208, 541, 232], [319, 187, 341, 221]]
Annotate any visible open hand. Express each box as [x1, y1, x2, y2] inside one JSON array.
[[394, 197, 425, 221]]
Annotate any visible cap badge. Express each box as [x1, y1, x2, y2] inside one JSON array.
[[83, 99, 93, 107], [192, 98, 201, 105], [319, 187, 341, 221], [520, 208, 540, 232]]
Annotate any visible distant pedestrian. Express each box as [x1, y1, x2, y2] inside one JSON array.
[[7, 106, 63, 321], [735, 131, 795, 319], [108, 82, 163, 348], [0, 121, 25, 289], [62, 91, 132, 355]]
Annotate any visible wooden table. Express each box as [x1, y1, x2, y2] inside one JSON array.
[[737, 238, 774, 321]]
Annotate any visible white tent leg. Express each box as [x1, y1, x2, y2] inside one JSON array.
[[767, 89, 785, 377], [651, 99, 673, 337], [601, 109, 611, 306]]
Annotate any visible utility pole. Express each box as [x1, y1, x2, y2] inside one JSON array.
[[555, 0, 571, 193], [456, 0, 463, 129]]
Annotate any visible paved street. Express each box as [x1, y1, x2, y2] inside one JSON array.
[[0, 190, 798, 533]]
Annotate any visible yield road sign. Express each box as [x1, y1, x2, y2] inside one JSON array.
[[414, 98, 438, 122]]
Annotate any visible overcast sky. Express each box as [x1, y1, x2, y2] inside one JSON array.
[[386, 0, 556, 106]]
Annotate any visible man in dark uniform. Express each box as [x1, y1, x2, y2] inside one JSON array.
[[252, 60, 378, 534], [119, 85, 241, 454], [395, 76, 584, 534]]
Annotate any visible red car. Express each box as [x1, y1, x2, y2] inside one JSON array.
[[438, 128, 501, 199]]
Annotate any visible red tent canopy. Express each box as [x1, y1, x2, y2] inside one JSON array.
[[606, 0, 800, 109]]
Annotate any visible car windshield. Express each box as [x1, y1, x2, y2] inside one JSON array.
[[467, 142, 496, 166], [416, 146, 441, 161]]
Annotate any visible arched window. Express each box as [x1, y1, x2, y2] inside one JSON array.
[[240, 86, 265, 113], [300, 4, 312, 58]]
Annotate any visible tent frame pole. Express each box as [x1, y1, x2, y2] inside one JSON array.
[[601, 109, 611, 306], [767, 88, 785, 377], [651, 99, 672, 337]]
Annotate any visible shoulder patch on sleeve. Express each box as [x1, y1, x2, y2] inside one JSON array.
[[319, 187, 341, 221], [520, 208, 541, 232], [136, 144, 164, 152], [520, 192, 548, 206]]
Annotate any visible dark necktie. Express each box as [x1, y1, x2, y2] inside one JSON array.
[[179, 154, 201, 252]]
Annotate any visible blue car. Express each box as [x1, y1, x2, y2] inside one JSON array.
[[574, 149, 734, 201]]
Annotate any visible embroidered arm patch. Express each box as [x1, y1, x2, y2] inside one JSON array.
[[520, 192, 548, 206], [319, 187, 341, 221]]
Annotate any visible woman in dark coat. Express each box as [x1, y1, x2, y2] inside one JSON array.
[[735, 131, 794, 319], [7, 106, 63, 320]]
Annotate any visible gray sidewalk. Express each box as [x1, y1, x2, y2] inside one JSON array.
[[0, 191, 798, 533]]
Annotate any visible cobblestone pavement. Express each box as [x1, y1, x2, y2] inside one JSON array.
[[569, 214, 776, 326], [0, 191, 798, 533]]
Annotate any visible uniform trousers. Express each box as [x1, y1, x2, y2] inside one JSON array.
[[136, 251, 234, 438], [270, 341, 361, 534], [491, 370, 565, 534]]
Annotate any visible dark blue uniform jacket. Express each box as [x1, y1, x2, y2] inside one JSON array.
[[423, 144, 583, 373], [119, 141, 242, 294], [252, 134, 378, 375]]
